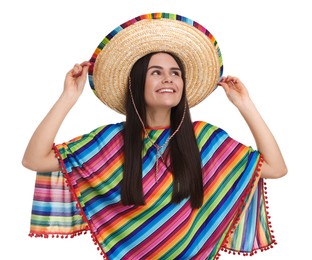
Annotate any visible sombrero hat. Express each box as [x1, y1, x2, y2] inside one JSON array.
[[88, 13, 223, 114]]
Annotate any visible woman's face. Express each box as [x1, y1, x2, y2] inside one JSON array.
[[144, 53, 184, 112]]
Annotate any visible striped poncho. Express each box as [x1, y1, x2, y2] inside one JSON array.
[[29, 121, 276, 259]]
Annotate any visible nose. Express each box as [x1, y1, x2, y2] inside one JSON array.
[[162, 79, 173, 84], [162, 73, 173, 84]]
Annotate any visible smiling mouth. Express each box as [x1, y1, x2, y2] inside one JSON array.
[[157, 88, 175, 93]]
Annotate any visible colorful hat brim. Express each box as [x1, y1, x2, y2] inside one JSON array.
[[89, 13, 223, 114]]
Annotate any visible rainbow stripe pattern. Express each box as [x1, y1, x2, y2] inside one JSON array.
[[30, 121, 275, 259]]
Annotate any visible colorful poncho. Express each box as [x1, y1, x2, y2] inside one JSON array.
[[29, 121, 276, 259]]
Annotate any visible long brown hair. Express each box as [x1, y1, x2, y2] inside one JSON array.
[[122, 52, 203, 208]]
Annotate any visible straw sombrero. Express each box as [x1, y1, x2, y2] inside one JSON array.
[[88, 13, 223, 114]]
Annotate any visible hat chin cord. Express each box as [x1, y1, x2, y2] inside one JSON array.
[[128, 77, 186, 182]]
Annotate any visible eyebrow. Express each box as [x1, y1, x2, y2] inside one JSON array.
[[147, 65, 181, 71]]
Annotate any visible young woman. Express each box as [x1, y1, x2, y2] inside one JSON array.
[[22, 13, 287, 259]]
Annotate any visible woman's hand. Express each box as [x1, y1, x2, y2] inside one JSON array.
[[218, 76, 250, 108], [22, 61, 91, 172], [63, 61, 91, 98], [218, 75, 287, 179]]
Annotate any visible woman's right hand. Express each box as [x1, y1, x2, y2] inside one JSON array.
[[22, 61, 91, 172], [63, 61, 91, 98]]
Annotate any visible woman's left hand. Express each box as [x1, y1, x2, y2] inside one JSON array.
[[218, 76, 250, 108], [218, 75, 287, 179]]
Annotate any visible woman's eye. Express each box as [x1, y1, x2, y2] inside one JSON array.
[[151, 70, 161, 75], [150, 70, 180, 76], [172, 71, 180, 76]]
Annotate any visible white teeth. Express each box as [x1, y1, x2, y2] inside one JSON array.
[[158, 88, 174, 93]]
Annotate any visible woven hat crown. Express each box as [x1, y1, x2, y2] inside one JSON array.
[[88, 13, 223, 114]]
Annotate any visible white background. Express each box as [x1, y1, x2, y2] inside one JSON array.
[[1, 0, 310, 259]]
